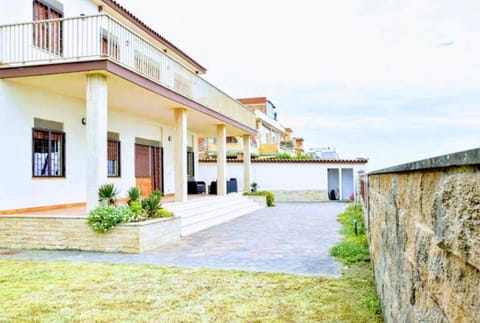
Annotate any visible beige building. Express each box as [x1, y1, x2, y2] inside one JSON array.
[[201, 97, 302, 159]]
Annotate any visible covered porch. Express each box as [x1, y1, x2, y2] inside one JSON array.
[[0, 14, 256, 214]]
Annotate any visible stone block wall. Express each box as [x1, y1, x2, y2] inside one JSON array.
[[367, 149, 480, 322], [0, 216, 181, 253]]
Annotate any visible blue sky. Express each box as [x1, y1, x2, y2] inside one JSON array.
[[122, 0, 480, 170]]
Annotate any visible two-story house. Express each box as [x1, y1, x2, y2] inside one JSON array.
[[0, 0, 257, 213]]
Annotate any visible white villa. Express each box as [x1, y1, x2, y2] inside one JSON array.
[[0, 0, 257, 214]]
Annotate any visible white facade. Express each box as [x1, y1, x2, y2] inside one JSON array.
[[198, 161, 366, 200], [0, 80, 186, 210], [0, 0, 256, 212]]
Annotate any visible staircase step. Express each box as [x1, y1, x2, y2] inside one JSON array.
[[181, 204, 261, 236], [180, 199, 257, 227], [177, 198, 254, 220], [163, 194, 264, 236]]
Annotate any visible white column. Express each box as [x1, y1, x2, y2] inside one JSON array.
[[174, 108, 188, 202], [216, 124, 227, 196], [86, 73, 108, 211], [243, 134, 251, 192], [339, 168, 343, 200]]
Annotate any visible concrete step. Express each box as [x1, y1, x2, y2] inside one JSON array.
[[176, 197, 253, 220], [180, 198, 258, 227], [164, 194, 263, 236], [181, 204, 261, 236], [165, 194, 246, 212]]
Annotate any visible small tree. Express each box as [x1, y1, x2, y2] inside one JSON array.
[[251, 182, 258, 192], [98, 184, 119, 206], [127, 187, 141, 205]]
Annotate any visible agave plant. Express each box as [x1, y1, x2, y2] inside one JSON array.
[[127, 187, 141, 205], [98, 183, 119, 206], [141, 190, 162, 218]]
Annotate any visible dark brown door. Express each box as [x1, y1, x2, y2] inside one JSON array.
[[135, 144, 163, 196]]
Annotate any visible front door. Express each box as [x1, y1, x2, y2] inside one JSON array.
[[135, 144, 163, 197]]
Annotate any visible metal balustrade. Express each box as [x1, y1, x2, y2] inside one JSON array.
[[0, 14, 255, 130]]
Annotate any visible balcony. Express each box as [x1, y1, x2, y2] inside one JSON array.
[[0, 14, 255, 132]]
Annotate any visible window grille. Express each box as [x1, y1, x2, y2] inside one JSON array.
[[32, 129, 65, 177]]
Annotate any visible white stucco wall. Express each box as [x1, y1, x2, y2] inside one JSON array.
[[0, 80, 87, 209], [0, 79, 179, 210], [0, 0, 98, 25], [198, 161, 365, 195]]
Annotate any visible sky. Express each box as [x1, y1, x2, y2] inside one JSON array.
[[121, 0, 480, 171]]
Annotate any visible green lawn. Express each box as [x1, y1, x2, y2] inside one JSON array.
[[0, 202, 382, 322], [0, 259, 381, 322]]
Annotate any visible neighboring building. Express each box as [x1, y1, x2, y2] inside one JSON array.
[[201, 97, 299, 158], [308, 147, 339, 159], [199, 157, 368, 202], [293, 137, 305, 155], [0, 0, 257, 213]]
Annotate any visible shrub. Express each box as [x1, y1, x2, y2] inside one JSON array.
[[155, 208, 174, 218], [98, 184, 119, 206], [127, 200, 145, 222], [87, 205, 132, 233], [250, 182, 258, 192], [330, 202, 370, 263], [127, 187, 141, 205], [244, 190, 275, 207], [142, 190, 163, 218]]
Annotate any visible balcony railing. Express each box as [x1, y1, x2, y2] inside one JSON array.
[[0, 14, 255, 130]]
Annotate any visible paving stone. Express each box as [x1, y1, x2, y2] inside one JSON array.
[[0, 202, 346, 276]]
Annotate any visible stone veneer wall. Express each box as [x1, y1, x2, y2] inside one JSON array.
[[0, 216, 181, 253], [366, 148, 480, 322]]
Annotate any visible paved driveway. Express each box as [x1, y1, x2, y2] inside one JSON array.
[[0, 202, 346, 276]]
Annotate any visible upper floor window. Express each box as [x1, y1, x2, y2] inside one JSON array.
[[134, 51, 159, 81], [32, 128, 65, 177], [226, 136, 238, 144], [102, 30, 120, 60], [33, 0, 64, 55]]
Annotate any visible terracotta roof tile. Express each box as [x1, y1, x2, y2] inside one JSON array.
[[199, 158, 368, 164]]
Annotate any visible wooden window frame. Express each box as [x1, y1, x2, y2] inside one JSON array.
[[102, 31, 120, 60], [32, 128, 66, 178], [134, 50, 160, 81], [33, 0, 64, 55], [107, 140, 121, 177]]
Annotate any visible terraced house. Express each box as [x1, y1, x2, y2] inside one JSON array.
[[200, 97, 301, 159], [0, 0, 257, 214]]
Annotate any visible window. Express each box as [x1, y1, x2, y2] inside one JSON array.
[[187, 151, 195, 178], [226, 136, 238, 144], [32, 129, 65, 177], [33, 0, 63, 55], [134, 51, 160, 80], [102, 31, 120, 60], [107, 140, 121, 177]]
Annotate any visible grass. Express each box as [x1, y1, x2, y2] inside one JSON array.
[[330, 202, 383, 319], [0, 202, 382, 322], [0, 258, 382, 322]]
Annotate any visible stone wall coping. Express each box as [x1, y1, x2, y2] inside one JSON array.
[[0, 214, 177, 227], [119, 217, 177, 227], [369, 148, 480, 175]]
